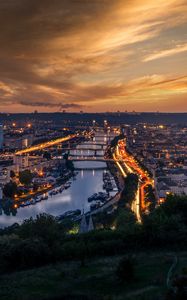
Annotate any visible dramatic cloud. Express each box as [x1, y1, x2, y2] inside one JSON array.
[[0, 0, 186, 112], [143, 43, 187, 61]]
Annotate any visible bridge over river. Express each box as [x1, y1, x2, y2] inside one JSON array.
[[67, 131, 117, 165], [69, 157, 116, 163]]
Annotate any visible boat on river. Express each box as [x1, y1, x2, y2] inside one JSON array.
[[57, 209, 81, 221], [35, 196, 41, 203], [88, 192, 108, 202], [90, 200, 103, 211], [30, 198, 36, 205], [41, 193, 48, 200], [64, 182, 71, 189]]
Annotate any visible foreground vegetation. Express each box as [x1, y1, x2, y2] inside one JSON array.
[[1, 252, 185, 300], [0, 194, 187, 299]]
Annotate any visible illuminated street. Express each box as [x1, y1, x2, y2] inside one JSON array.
[[114, 139, 153, 221]]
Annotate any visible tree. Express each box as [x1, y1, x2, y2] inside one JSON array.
[[93, 210, 117, 229], [19, 170, 33, 186], [167, 276, 187, 300], [145, 184, 156, 212], [3, 181, 18, 198], [110, 134, 124, 148], [142, 195, 187, 244], [116, 257, 135, 282], [33, 182, 39, 192], [119, 173, 139, 207], [116, 209, 137, 232], [63, 153, 69, 160], [43, 151, 51, 160], [0, 236, 51, 271], [17, 214, 61, 246], [160, 194, 187, 225], [10, 170, 16, 179], [66, 159, 75, 171]]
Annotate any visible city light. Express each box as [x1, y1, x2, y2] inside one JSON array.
[[15, 134, 78, 155]]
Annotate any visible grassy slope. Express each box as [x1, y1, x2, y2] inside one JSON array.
[[0, 252, 186, 300]]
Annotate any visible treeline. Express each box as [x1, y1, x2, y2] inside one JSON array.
[[110, 134, 124, 148], [144, 184, 157, 211], [0, 195, 186, 274], [105, 134, 124, 159], [119, 173, 139, 207]]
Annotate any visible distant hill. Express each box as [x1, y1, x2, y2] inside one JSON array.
[[0, 112, 187, 125]]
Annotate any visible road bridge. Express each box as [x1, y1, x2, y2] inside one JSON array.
[[81, 143, 107, 148], [16, 134, 77, 155], [69, 157, 119, 163], [62, 147, 104, 151], [75, 166, 107, 170], [70, 154, 103, 158]]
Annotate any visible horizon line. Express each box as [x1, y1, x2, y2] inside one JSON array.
[[0, 111, 187, 115]]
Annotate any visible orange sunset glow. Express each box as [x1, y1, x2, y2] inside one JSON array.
[[0, 0, 187, 113]]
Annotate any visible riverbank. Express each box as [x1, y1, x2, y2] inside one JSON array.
[[1, 169, 74, 207], [76, 161, 123, 222]]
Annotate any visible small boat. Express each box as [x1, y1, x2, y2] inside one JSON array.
[[41, 193, 48, 200], [57, 209, 81, 220], [98, 192, 107, 197], [88, 192, 108, 202], [64, 183, 70, 189], [98, 197, 108, 203], [35, 197, 41, 203], [30, 198, 36, 205], [88, 194, 97, 202], [51, 190, 58, 196], [108, 186, 113, 191], [90, 200, 103, 211]]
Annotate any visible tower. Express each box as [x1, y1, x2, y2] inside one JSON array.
[[79, 212, 88, 234]]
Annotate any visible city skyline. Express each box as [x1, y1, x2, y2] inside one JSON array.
[[0, 0, 187, 113]]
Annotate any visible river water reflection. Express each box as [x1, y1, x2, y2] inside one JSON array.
[[0, 166, 107, 228], [0, 133, 115, 228]]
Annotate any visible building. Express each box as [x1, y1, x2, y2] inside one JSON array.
[[79, 213, 94, 233], [0, 168, 10, 185], [13, 154, 29, 173], [79, 212, 88, 233], [0, 187, 2, 200], [0, 124, 3, 149]]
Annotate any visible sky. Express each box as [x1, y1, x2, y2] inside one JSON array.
[[0, 0, 187, 113]]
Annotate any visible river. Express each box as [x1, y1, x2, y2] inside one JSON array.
[[0, 132, 116, 228]]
